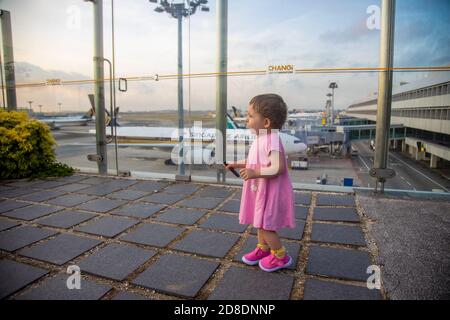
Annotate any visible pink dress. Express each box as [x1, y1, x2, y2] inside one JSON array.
[[239, 130, 296, 231]]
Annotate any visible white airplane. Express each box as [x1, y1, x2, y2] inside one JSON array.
[[82, 113, 307, 165], [287, 111, 324, 120], [37, 94, 118, 129], [37, 110, 93, 129]]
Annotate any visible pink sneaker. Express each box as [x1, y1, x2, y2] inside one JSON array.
[[242, 247, 271, 265], [258, 253, 292, 272]]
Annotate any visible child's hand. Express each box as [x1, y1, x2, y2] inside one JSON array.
[[239, 168, 259, 180]]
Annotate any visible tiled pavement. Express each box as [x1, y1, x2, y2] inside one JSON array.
[[0, 174, 383, 300]]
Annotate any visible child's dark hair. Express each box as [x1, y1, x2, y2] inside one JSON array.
[[249, 93, 287, 129]]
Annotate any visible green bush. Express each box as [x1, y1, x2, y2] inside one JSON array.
[[0, 109, 75, 180]]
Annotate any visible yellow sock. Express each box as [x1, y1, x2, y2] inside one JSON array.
[[256, 243, 269, 251], [271, 246, 286, 259]]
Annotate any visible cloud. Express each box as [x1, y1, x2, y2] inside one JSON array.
[[319, 18, 377, 44]]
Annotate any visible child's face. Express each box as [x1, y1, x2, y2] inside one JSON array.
[[246, 104, 271, 135]]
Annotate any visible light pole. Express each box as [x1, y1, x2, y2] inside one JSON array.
[[58, 102, 62, 113], [148, 0, 209, 181], [328, 82, 338, 125], [27, 100, 33, 112], [38, 104, 42, 113], [0, 10, 17, 111], [326, 93, 332, 125]]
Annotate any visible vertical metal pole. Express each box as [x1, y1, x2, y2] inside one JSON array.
[[216, 0, 228, 182], [0, 10, 17, 111], [330, 88, 334, 125], [111, 0, 119, 176], [373, 0, 396, 192], [176, 6, 186, 179], [0, 50, 5, 110], [93, 0, 108, 175]]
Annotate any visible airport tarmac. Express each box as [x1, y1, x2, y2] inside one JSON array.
[[52, 122, 449, 192], [53, 124, 361, 187]]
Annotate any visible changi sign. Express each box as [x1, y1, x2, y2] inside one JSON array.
[[46, 79, 62, 86], [268, 64, 294, 74]]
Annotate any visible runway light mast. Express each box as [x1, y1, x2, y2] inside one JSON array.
[[148, 0, 210, 181]]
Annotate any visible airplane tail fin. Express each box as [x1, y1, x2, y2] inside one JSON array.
[[226, 112, 241, 129], [86, 94, 120, 127], [231, 106, 241, 118], [85, 94, 95, 118]]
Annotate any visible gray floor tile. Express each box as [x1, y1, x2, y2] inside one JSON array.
[[311, 223, 366, 246], [112, 203, 165, 219], [29, 180, 69, 190], [197, 186, 233, 198], [19, 233, 102, 265], [0, 187, 39, 198], [36, 210, 97, 229], [232, 190, 242, 200], [19, 190, 66, 202], [0, 200, 31, 214], [102, 179, 138, 189], [200, 213, 247, 233], [53, 175, 90, 184], [77, 184, 124, 196], [140, 192, 188, 205], [208, 267, 294, 300], [0, 259, 49, 299], [120, 223, 185, 247], [162, 183, 200, 195], [171, 230, 240, 258], [53, 183, 91, 193], [294, 192, 312, 205], [2, 204, 63, 221], [132, 253, 219, 298], [75, 216, 138, 238], [313, 207, 360, 222], [316, 194, 356, 206], [306, 245, 372, 281], [16, 274, 112, 300], [218, 199, 240, 214], [47, 194, 97, 207], [177, 196, 224, 209], [108, 189, 148, 201], [78, 177, 110, 185], [77, 199, 126, 213], [0, 218, 20, 232], [295, 206, 309, 220], [78, 243, 156, 281], [154, 207, 206, 225], [0, 226, 57, 252], [131, 181, 171, 192]]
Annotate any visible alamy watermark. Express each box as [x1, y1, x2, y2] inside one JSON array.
[[366, 5, 381, 30], [66, 265, 81, 290], [366, 265, 381, 290]]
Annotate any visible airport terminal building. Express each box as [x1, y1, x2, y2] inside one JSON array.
[[343, 74, 450, 171]]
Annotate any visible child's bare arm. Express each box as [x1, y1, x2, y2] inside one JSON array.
[[239, 151, 285, 180], [225, 159, 246, 169]]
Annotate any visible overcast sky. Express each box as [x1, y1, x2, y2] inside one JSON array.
[[1, 0, 449, 112]]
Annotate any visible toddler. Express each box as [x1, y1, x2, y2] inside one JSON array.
[[225, 93, 295, 272]]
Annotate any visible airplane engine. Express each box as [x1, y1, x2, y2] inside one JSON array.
[[170, 145, 215, 165]]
